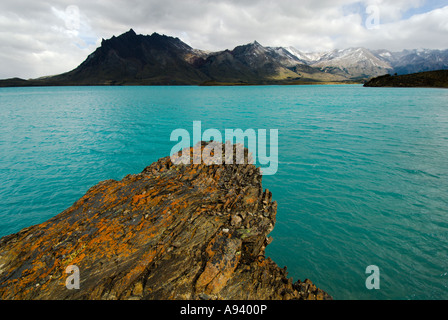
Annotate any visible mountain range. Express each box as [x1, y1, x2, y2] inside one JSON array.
[[1, 29, 447, 86]]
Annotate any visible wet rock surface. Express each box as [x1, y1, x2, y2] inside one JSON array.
[[0, 142, 331, 300]]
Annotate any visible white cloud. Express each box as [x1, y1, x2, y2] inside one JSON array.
[[367, 0, 426, 22], [342, 5, 448, 51], [0, 0, 446, 79]]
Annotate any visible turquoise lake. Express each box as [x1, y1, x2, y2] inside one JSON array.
[[1, 85, 447, 300]]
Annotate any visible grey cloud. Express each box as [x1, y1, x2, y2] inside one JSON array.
[[0, 0, 446, 79]]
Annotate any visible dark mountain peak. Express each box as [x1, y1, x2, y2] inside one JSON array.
[[149, 32, 181, 43], [96, 29, 192, 54], [54, 28, 209, 86], [233, 41, 268, 55], [100, 29, 140, 48], [115, 28, 138, 40], [150, 31, 164, 37], [246, 40, 264, 49]]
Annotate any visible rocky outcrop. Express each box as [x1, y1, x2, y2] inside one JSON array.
[[0, 142, 331, 300], [364, 70, 448, 88]]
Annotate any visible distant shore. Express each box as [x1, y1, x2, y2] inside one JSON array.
[[0, 78, 363, 88], [364, 70, 448, 88]]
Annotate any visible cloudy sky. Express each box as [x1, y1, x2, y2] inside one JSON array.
[[1, 0, 447, 79]]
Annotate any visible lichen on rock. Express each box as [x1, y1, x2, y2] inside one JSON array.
[[0, 141, 331, 300]]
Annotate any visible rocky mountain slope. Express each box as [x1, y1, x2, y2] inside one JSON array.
[[363, 70, 448, 88], [309, 48, 393, 80], [0, 142, 331, 300], [38, 29, 210, 86], [195, 41, 346, 84]]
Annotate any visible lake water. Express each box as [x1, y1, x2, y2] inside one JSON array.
[[1, 85, 447, 300]]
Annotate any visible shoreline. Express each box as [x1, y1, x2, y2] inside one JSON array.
[[0, 80, 363, 88]]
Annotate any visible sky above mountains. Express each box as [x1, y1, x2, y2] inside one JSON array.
[[1, 0, 447, 79]]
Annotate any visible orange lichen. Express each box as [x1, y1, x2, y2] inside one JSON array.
[[0, 143, 332, 300]]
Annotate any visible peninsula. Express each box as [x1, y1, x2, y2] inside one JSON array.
[[364, 70, 448, 88]]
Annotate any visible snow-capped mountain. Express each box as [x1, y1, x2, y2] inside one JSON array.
[[284, 47, 326, 64], [374, 49, 448, 75], [284, 46, 448, 80], [312, 48, 392, 79]]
